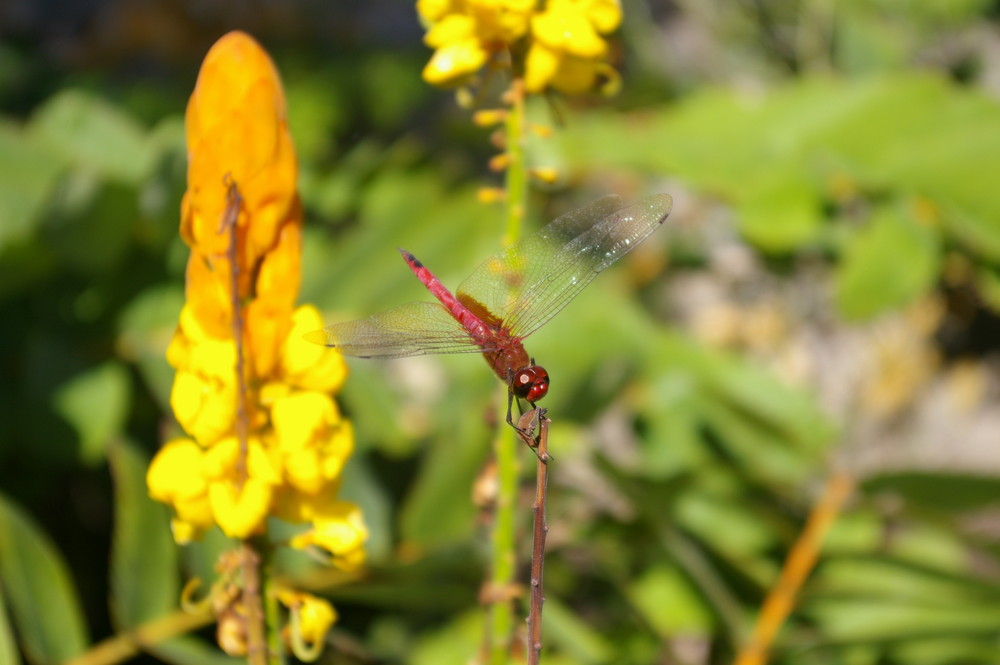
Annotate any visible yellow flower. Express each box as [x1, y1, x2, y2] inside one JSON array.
[[272, 392, 354, 494], [532, 0, 609, 58], [209, 478, 273, 539], [289, 500, 368, 571], [417, 0, 621, 93], [419, 0, 537, 86], [525, 0, 621, 93], [167, 304, 243, 446], [151, 33, 364, 658], [182, 31, 297, 268], [278, 590, 338, 646], [423, 36, 490, 86], [246, 219, 302, 379], [146, 438, 214, 542], [417, 0, 457, 23], [297, 595, 337, 644], [280, 305, 348, 394]]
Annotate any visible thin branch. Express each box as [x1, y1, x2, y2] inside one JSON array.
[[63, 609, 214, 665], [734, 471, 854, 665], [516, 408, 550, 665], [218, 176, 268, 665], [220, 176, 250, 486]]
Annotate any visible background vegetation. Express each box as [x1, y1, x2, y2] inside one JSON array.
[[3, 1, 1000, 664]]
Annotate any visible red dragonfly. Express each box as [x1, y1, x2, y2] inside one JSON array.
[[306, 194, 673, 431]]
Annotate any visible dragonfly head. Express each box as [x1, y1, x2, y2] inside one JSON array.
[[512, 365, 549, 404]]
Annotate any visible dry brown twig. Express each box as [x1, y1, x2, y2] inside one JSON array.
[[219, 177, 267, 664], [514, 407, 551, 665]]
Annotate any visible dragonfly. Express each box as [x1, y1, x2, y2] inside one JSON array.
[[306, 194, 673, 434]]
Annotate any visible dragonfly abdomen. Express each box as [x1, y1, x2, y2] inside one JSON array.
[[399, 249, 493, 343]]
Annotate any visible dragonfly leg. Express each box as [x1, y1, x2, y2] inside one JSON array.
[[515, 406, 550, 462], [504, 388, 548, 460], [505, 385, 518, 429]]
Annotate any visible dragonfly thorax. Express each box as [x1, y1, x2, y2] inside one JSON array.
[[511, 365, 550, 403]]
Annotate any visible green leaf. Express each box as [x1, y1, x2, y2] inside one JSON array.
[[53, 361, 131, 465], [736, 168, 823, 252], [0, 119, 66, 251], [44, 175, 138, 274], [816, 558, 995, 602], [399, 406, 490, 547], [0, 581, 22, 665], [29, 89, 154, 184], [411, 610, 482, 665], [543, 597, 615, 664], [888, 636, 1000, 665], [676, 491, 779, 565], [626, 564, 712, 636], [0, 494, 88, 663], [697, 343, 836, 457], [117, 285, 184, 412], [806, 598, 1000, 642], [864, 471, 1000, 513], [109, 440, 178, 629], [834, 207, 940, 320]]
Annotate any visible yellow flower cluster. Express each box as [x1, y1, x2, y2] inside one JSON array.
[[146, 32, 366, 574], [418, 0, 622, 94]]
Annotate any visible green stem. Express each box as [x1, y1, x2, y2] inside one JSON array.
[[503, 78, 527, 245], [487, 420, 520, 665], [260, 542, 283, 665], [487, 76, 529, 665]]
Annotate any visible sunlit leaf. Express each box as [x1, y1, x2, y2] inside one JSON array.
[[626, 563, 712, 636], [834, 207, 939, 320], [29, 89, 155, 184], [736, 168, 823, 252], [53, 361, 130, 465], [411, 610, 482, 665], [117, 285, 184, 412], [0, 581, 21, 665], [0, 494, 88, 663], [0, 120, 66, 251]]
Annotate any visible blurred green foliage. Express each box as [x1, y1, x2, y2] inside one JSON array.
[[4, 2, 1000, 665]]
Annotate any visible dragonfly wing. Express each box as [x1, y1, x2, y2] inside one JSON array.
[[305, 301, 492, 358], [456, 194, 673, 339]]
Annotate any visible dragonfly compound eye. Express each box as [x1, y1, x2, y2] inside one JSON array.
[[513, 366, 550, 403]]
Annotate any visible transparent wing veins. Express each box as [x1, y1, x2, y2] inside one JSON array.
[[305, 301, 496, 358], [457, 194, 673, 340]]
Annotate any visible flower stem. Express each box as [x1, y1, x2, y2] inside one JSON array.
[[486, 75, 529, 665], [503, 77, 527, 245], [221, 178, 270, 665], [260, 541, 284, 665], [487, 416, 520, 665]]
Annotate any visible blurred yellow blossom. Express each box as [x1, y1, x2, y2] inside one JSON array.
[[147, 438, 215, 543], [417, 0, 621, 94], [526, 0, 621, 93], [280, 305, 349, 393], [278, 590, 338, 650], [289, 500, 368, 571]]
